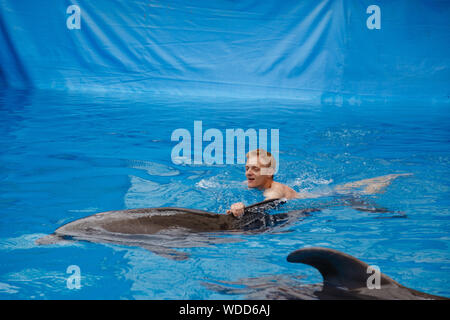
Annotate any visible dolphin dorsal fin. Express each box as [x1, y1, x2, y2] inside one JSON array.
[[287, 247, 400, 290]]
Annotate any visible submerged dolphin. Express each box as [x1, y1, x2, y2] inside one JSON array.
[[36, 199, 311, 260], [204, 247, 448, 300]]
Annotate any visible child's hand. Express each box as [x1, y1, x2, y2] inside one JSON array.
[[226, 202, 245, 218]]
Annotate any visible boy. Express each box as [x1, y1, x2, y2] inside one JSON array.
[[227, 149, 411, 217]]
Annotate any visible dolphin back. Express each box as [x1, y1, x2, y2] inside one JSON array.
[[287, 247, 398, 290], [287, 247, 448, 299]]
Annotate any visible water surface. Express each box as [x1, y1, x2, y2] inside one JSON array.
[[0, 88, 448, 299]]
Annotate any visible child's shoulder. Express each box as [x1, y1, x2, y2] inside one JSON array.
[[273, 181, 297, 199]]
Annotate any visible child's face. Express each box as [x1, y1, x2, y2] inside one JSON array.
[[245, 156, 272, 189]]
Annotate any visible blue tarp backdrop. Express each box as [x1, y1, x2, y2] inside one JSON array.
[[0, 0, 449, 103]]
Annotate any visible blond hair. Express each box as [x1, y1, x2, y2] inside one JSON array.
[[246, 149, 276, 176]]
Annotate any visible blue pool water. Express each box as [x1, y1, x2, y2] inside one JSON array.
[[0, 88, 449, 299]]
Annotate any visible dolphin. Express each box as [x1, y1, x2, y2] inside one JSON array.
[[35, 195, 400, 260], [286, 247, 448, 299], [36, 198, 312, 260], [204, 247, 448, 299]]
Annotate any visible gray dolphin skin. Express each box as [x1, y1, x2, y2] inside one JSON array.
[[36, 198, 307, 260], [285, 247, 448, 300]]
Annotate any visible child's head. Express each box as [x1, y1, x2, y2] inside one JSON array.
[[245, 149, 276, 188]]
